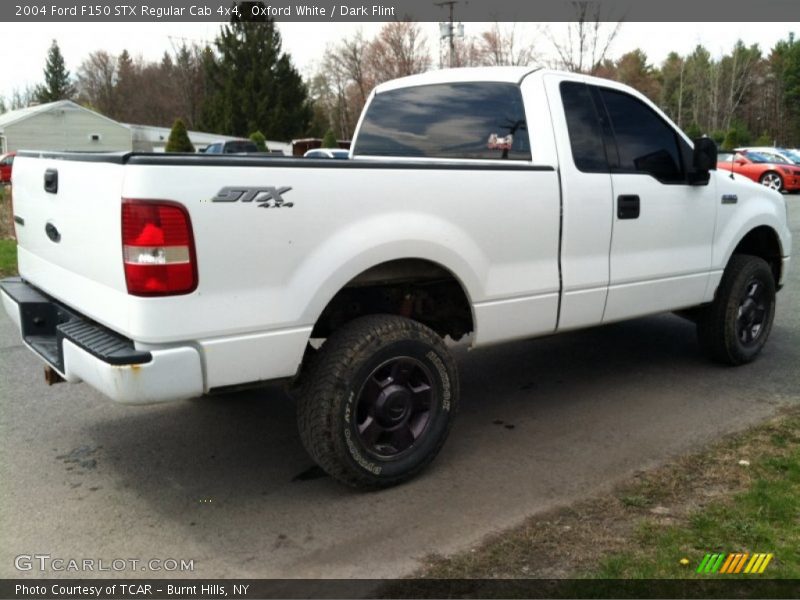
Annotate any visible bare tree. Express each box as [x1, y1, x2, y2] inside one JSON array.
[[547, 2, 622, 73], [8, 86, 37, 110], [476, 23, 538, 66], [171, 43, 208, 129], [76, 50, 119, 116], [330, 30, 371, 107], [367, 22, 431, 83], [722, 41, 761, 131]]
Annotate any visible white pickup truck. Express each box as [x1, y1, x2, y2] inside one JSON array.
[[1, 68, 791, 488]]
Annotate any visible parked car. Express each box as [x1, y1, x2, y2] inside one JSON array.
[[2, 68, 792, 488], [0, 151, 15, 183], [717, 149, 800, 192], [202, 140, 260, 154], [304, 148, 350, 159], [737, 146, 800, 166]]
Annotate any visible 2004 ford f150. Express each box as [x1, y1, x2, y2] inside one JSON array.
[[0, 67, 792, 488]]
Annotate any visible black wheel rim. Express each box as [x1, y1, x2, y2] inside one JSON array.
[[355, 356, 437, 460], [736, 278, 769, 345]]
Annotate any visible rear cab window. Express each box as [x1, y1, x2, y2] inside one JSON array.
[[354, 82, 531, 161]]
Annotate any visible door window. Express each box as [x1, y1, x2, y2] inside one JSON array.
[[599, 88, 685, 182]]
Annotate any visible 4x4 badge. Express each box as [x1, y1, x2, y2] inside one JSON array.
[[212, 186, 293, 208]]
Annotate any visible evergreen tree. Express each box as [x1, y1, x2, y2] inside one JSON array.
[[165, 119, 195, 152], [322, 129, 337, 148], [249, 130, 267, 151], [36, 40, 75, 103], [201, 9, 311, 139]]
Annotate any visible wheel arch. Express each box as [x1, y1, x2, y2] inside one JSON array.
[[729, 225, 784, 286], [310, 257, 477, 341]]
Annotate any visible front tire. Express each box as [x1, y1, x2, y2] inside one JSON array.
[[296, 315, 459, 488], [697, 255, 776, 365], [760, 171, 784, 192]]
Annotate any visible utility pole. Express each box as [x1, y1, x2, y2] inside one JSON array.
[[436, 1, 462, 68]]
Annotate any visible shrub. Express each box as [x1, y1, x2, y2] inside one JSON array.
[[249, 131, 267, 152], [165, 119, 195, 153], [322, 129, 337, 148], [684, 123, 703, 139]]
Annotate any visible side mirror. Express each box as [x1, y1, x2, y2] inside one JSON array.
[[688, 137, 717, 185], [692, 137, 718, 171]]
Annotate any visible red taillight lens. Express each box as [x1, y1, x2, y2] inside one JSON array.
[[122, 200, 197, 296]]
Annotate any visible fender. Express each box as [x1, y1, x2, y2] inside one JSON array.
[[706, 174, 791, 301], [286, 212, 485, 334]]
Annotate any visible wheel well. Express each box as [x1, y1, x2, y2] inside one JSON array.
[[732, 226, 782, 283], [311, 259, 474, 341]]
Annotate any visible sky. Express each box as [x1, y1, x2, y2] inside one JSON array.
[[0, 21, 796, 102]]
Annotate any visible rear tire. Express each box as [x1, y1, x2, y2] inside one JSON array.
[[295, 315, 459, 489], [697, 255, 776, 365]]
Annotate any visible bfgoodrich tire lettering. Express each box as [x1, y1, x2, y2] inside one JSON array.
[[697, 254, 776, 365], [296, 314, 459, 488]]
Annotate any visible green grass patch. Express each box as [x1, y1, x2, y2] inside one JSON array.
[[586, 413, 800, 579], [0, 238, 17, 277], [407, 409, 800, 585]]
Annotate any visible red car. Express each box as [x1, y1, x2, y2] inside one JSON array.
[[717, 150, 800, 192], [0, 152, 14, 184]]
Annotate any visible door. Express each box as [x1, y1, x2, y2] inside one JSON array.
[[545, 77, 615, 331], [596, 86, 718, 322]]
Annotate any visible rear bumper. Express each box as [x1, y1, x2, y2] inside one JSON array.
[[0, 277, 203, 404]]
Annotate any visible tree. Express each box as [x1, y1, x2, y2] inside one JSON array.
[[35, 40, 75, 103], [366, 22, 430, 83], [771, 33, 800, 144], [76, 50, 118, 116], [614, 49, 660, 102], [165, 118, 195, 152], [249, 130, 267, 151], [322, 129, 337, 147], [660, 52, 686, 127], [201, 9, 312, 139], [474, 23, 538, 67], [547, 2, 622, 73], [684, 122, 703, 139]]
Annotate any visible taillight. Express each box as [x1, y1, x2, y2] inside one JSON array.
[[121, 200, 197, 296]]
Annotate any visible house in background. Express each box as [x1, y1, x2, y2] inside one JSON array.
[[126, 123, 291, 155], [0, 99, 291, 155], [0, 100, 131, 153]]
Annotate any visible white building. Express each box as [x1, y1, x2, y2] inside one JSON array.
[[126, 123, 291, 155], [0, 99, 291, 155], [0, 100, 131, 153]]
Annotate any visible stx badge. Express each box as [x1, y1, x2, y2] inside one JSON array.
[[212, 186, 293, 208]]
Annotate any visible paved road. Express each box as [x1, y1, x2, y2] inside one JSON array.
[[1, 206, 798, 580]]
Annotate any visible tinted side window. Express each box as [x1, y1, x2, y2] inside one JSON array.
[[560, 81, 607, 172], [599, 88, 684, 182], [354, 83, 531, 161]]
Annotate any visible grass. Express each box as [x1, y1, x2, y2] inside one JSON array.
[[0, 238, 17, 277], [591, 414, 800, 579], [0, 184, 17, 277], [401, 408, 800, 585]]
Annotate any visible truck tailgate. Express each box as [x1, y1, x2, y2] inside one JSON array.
[[11, 153, 131, 332]]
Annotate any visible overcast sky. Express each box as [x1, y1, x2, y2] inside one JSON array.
[[0, 22, 796, 102]]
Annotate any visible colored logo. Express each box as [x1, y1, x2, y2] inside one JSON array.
[[696, 552, 773, 574]]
